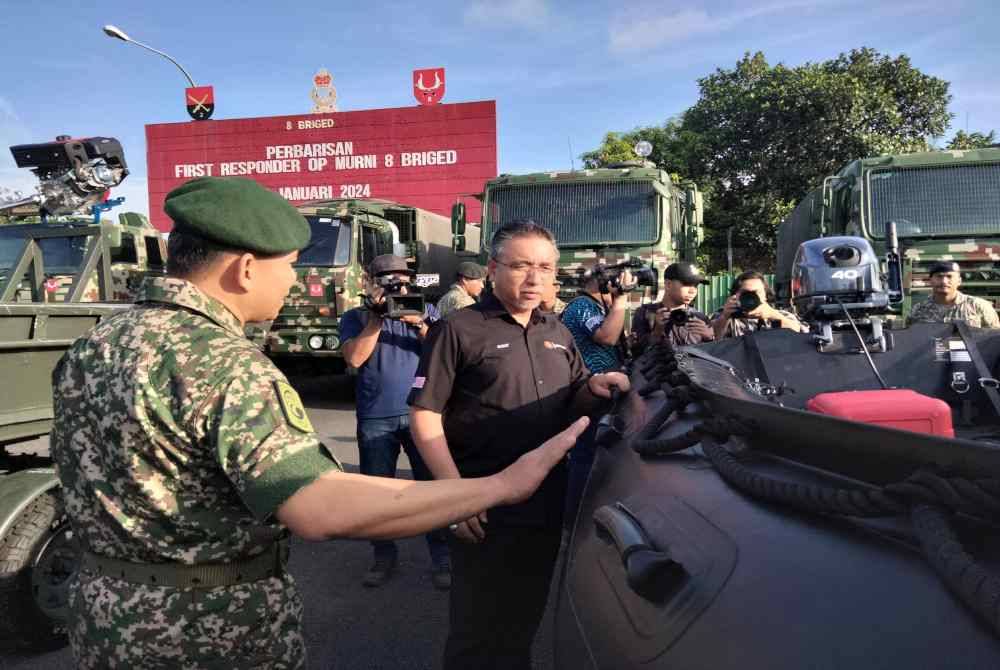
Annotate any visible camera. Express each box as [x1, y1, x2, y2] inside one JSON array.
[[734, 290, 762, 317], [669, 308, 692, 326], [591, 258, 658, 295], [364, 276, 426, 319]]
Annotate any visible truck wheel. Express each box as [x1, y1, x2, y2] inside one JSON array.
[[0, 491, 77, 650]]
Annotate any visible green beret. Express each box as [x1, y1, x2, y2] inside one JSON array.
[[164, 177, 310, 254]]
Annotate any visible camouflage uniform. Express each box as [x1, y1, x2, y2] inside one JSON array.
[[909, 291, 1000, 328], [436, 282, 476, 316], [548, 297, 567, 315], [51, 276, 341, 669]]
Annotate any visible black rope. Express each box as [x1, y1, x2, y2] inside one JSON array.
[[699, 435, 907, 517], [912, 504, 1000, 637]]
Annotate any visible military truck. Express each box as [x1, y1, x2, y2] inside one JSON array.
[[775, 147, 1000, 313], [457, 164, 704, 312], [0, 136, 165, 649], [254, 198, 480, 373]]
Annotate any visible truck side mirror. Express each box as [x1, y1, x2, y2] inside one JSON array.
[[451, 203, 466, 237], [451, 202, 467, 252]]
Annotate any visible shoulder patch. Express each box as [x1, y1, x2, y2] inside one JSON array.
[[274, 380, 314, 433]]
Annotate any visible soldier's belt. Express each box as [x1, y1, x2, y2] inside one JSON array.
[[81, 541, 288, 589]]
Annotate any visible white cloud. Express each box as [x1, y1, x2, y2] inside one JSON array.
[[464, 0, 549, 29], [608, 0, 832, 54]]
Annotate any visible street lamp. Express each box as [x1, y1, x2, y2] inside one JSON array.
[[102, 24, 196, 88]]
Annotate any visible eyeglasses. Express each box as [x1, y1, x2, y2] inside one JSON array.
[[494, 260, 557, 277]]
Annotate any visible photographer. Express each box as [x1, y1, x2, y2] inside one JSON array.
[[560, 268, 635, 520], [340, 254, 450, 589], [632, 262, 715, 351], [712, 270, 805, 339]]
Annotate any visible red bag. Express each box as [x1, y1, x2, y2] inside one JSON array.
[[806, 389, 954, 438]]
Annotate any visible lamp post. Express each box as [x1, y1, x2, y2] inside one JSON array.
[[102, 25, 196, 88]]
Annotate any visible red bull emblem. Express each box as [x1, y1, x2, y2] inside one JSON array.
[[185, 86, 215, 121], [413, 68, 445, 106]]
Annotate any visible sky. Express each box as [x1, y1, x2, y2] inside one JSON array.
[[1, 0, 997, 216]]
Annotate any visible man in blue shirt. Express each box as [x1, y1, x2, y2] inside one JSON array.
[[559, 269, 635, 523], [340, 254, 450, 589]]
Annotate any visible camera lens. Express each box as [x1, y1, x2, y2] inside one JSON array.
[[738, 290, 761, 313], [669, 309, 690, 325]]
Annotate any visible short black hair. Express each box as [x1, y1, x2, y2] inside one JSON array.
[[729, 270, 775, 302], [489, 219, 556, 260]]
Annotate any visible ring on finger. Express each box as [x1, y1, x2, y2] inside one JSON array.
[[449, 523, 459, 531]]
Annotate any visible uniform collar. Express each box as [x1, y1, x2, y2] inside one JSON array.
[[479, 292, 548, 325], [136, 277, 245, 337]]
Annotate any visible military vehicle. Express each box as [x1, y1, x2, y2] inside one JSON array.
[[254, 198, 480, 373], [556, 231, 1000, 667], [0, 136, 165, 649], [455, 163, 704, 317], [776, 147, 1000, 313]]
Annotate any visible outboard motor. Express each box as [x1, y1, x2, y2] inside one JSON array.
[[791, 236, 888, 321], [791, 232, 903, 354]]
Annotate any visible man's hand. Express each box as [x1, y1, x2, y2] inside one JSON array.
[[588, 371, 630, 398], [615, 270, 637, 295], [450, 511, 488, 544], [493, 417, 590, 507], [686, 318, 714, 341], [721, 294, 740, 318]]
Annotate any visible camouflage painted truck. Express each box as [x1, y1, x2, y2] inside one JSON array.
[[0, 136, 166, 649], [458, 164, 703, 313], [776, 147, 1000, 313], [253, 197, 480, 373]]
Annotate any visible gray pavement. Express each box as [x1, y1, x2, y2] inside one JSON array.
[[0, 374, 563, 670]]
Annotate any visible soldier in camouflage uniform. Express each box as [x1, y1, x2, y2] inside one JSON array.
[[51, 177, 586, 669], [909, 261, 1000, 328], [436, 261, 485, 316]]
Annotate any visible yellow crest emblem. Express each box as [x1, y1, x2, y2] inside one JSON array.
[[275, 380, 314, 433]]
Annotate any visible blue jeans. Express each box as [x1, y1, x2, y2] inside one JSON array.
[[357, 415, 449, 567]]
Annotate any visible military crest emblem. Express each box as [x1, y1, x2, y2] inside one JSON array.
[[311, 68, 338, 113], [185, 86, 215, 121], [413, 68, 445, 106]]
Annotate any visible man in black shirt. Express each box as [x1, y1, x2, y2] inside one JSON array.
[[632, 261, 715, 352], [409, 220, 629, 670]]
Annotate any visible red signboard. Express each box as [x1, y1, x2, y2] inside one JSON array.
[[145, 100, 497, 232]]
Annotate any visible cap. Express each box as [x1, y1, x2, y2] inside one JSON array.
[[456, 261, 486, 279], [164, 177, 310, 254], [928, 261, 961, 276], [369, 254, 413, 276], [664, 262, 709, 285]]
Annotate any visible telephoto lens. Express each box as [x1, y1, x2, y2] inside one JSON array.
[[737, 290, 761, 315]]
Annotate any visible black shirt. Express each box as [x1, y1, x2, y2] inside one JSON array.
[[408, 293, 604, 527]]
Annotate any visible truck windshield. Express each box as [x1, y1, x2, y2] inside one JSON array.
[[485, 180, 658, 246], [868, 162, 1000, 237], [0, 228, 88, 273], [296, 217, 352, 266]]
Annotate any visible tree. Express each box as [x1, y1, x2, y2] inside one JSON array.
[[947, 130, 997, 150], [584, 49, 953, 271], [681, 48, 952, 270]]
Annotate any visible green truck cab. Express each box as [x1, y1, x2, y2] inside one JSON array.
[[252, 198, 480, 373], [469, 165, 703, 313], [0, 136, 165, 649], [776, 147, 1000, 313]]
